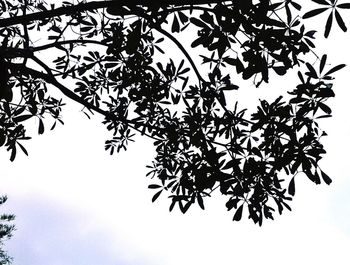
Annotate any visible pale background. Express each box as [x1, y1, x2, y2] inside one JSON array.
[[1, 3, 350, 265]]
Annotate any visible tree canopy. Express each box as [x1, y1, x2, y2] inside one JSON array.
[[0, 196, 15, 265], [0, 0, 349, 225]]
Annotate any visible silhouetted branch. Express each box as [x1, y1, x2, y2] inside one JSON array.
[[7, 60, 164, 141], [0, 0, 341, 225], [0, 0, 225, 28], [21, 0, 30, 67], [155, 26, 206, 83], [32, 40, 108, 52]]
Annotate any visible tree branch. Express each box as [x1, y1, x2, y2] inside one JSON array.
[[10, 59, 107, 115], [21, 0, 30, 67], [7, 61, 165, 141], [154, 26, 206, 83], [31, 39, 108, 52], [0, 0, 226, 28]]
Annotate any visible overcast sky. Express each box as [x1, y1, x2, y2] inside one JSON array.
[[1, 3, 350, 265]]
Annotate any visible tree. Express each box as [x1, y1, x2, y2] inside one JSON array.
[[0, 196, 15, 265], [0, 0, 348, 226]]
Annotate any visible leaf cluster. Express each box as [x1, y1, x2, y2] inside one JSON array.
[[0, 0, 348, 224]]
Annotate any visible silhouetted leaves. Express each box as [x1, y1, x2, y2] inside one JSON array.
[[337, 3, 350, 8], [335, 9, 347, 32], [325, 63, 346, 76], [303, 1, 350, 37], [197, 194, 205, 210], [38, 119, 44, 135], [311, 0, 329, 5], [152, 190, 162, 202], [288, 177, 296, 196], [303, 8, 328, 19], [171, 14, 180, 33], [321, 171, 332, 185], [0, 0, 347, 225], [320, 54, 327, 73], [324, 11, 333, 38], [233, 204, 243, 222]]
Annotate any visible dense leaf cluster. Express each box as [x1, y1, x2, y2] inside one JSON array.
[[0, 0, 348, 225]]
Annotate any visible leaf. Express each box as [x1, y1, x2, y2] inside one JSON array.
[[169, 200, 176, 212], [10, 146, 16, 162], [0, 131, 5, 147], [190, 17, 207, 28], [50, 25, 61, 33], [288, 177, 296, 196], [80, 26, 93, 32], [291, 1, 301, 10], [154, 45, 165, 54], [286, 5, 292, 24], [319, 102, 332, 114], [305, 63, 318, 78], [233, 204, 243, 221], [178, 11, 189, 23], [281, 201, 292, 211], [305, 30, 317, 38], [297, 71, 305, 83], [155, 37, 164, 44], [221, 84, 239, 90], [302, 8, 328, 19], [17, 142, 28, 156], [335, 10, 347, 32], [270, 2, 283, 9], [13, 114, 32, 123], [337, 3, 350, 9], [321, 171, 332, 184], [316, 114, 332, 119], [325, 64, 346, 75], [226, 198, 239, 211], [48, 35, 59, 40], [148, 184, 162, 189], [151, 190, 162, 202], [291, 158, 302, 174], [51, 121, 57, 130], [311, 0, 330, 4], [273, 66, 287, 75], [171, 15, 180, 33], [38, 119, 45, 135], [197, 194, 205, 210], [320, 54, 327, 73], [324, 12, 333, 38]]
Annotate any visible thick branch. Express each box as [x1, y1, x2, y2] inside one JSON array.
[[8, 61, 107, 116], [0, 0, 225, 28]]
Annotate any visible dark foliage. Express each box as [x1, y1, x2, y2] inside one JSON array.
[[0, 196, 15, 265], [0, 0, 348, 226]]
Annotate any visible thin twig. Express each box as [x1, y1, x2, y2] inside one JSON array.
[[154, 26, 206, 83], [7, 60, 163, 142], [32, 39, 108, 52]]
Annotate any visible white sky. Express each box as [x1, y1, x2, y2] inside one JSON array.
[[1, 2, 350, 265]]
